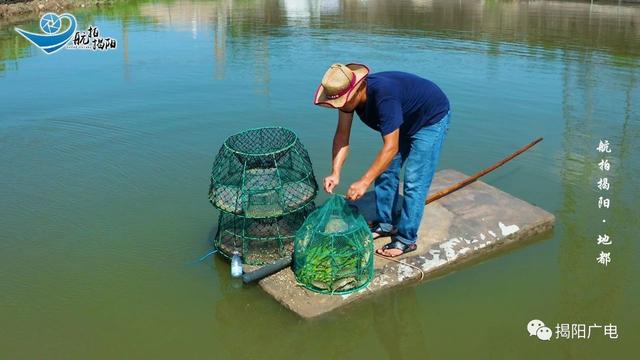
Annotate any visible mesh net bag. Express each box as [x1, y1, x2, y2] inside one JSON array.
[[208, 127, 318, 219], [216, 203, 315, 265], [293, 195, 374, 294]]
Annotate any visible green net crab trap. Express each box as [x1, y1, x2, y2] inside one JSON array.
[[209, 127, 319, 265], [208, 127, 318, 219], [215, 202, 315, 265], [293, 195, 374, 294]]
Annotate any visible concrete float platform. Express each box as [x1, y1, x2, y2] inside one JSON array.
[[256, 169, 555, 319]]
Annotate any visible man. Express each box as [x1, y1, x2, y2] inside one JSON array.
[[313, 63, 451, 257]]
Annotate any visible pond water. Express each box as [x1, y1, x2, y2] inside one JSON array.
[[1, 0, 639, 358]]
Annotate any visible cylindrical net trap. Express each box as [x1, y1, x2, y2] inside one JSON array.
[[293, 195, 374, 294], [215, 203, 315, 265], [209, 127, 318, 265], [209, 127, 318, 219]]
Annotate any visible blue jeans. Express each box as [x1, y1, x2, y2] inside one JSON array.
[[374, 111, 451, 245]]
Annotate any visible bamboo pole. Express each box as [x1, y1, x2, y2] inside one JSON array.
[[425, 137, 543, 205]]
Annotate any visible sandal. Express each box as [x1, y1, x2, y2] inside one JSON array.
[[376, 240, 417, 258], [368, 221, 397, 239]]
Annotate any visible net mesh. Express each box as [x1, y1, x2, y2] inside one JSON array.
[[209, 127, 317, 218], [293, 195, 374, 294], [215, 203, 315, 265], [209, 127, 318, 265]]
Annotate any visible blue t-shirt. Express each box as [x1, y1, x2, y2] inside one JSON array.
[[355, 71, 450, 138]]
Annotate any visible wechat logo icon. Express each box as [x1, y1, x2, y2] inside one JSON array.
[[527, 319, 553, 341]]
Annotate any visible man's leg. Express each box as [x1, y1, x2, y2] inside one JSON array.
[[383, 112, 450, 254], [373, 151, 403, 233]]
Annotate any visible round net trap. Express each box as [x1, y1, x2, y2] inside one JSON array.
[[293, 195, 374, 294], [208, 127, 318, 219], [215, 203, 315, 265]]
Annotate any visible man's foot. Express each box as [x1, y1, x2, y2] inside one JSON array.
[[376, 240, 417, 258], [368, 221, 398, 240]]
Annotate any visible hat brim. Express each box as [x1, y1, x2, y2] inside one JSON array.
[[313, 63, 370, 109]]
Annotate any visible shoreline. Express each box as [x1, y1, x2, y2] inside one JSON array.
[[0, 0, 114, 24], [3, 0, 640, 23]]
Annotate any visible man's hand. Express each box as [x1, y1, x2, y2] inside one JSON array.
[[324, 174, 340, 194], [346, 179, 371, 201]]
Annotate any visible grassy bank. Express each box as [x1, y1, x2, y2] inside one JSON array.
[[0, 0, 115, 22]]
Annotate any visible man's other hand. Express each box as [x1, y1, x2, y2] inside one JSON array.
[[346, 179, 370, 201], [323, 174, 340, 193]]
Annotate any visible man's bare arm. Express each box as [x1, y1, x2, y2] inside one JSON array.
[[361, 129, 400, 184], [324, 110, 353, 193], [346, 129, 399, 200], [331, 110, 354, 176]]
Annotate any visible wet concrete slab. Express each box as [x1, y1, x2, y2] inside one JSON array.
[[257, 169, 555, 319]]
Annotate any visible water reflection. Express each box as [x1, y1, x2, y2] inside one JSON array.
[[2, 0, 639, 76]]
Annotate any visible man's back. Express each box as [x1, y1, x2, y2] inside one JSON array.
[[355, 71, 450, 137]]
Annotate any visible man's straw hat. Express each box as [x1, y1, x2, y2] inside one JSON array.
[[313, 63, 370, 109]]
